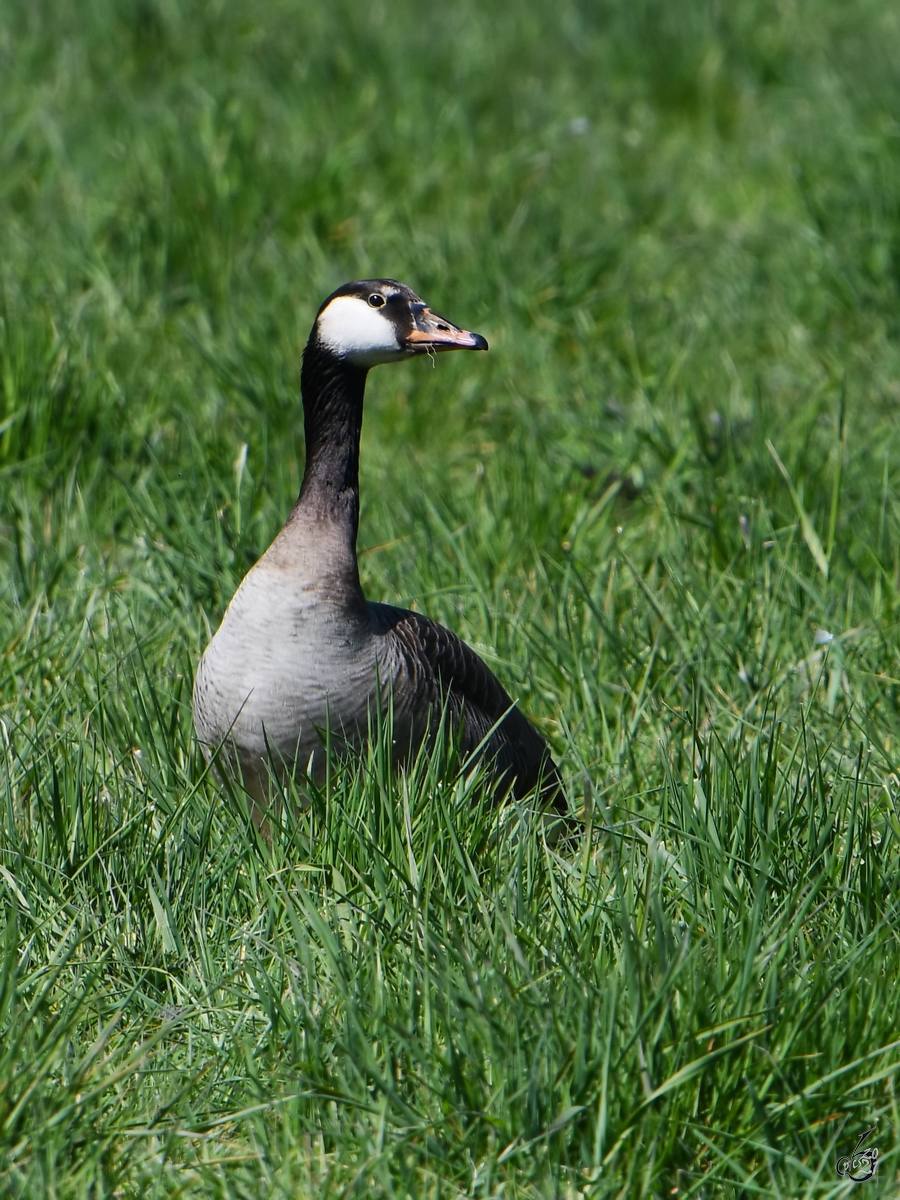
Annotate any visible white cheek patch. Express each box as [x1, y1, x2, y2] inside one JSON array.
[[316, 295, 402, 365]]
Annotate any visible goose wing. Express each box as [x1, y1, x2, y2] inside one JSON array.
[[370, 603, 565, 811]]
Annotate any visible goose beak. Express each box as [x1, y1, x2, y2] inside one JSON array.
[[404, 303, 489, 354]]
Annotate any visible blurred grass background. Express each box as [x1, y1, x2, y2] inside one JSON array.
[[2, 0, 900, 1194]]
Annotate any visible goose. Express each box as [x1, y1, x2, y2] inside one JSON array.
[[193, 279, 566, 826]]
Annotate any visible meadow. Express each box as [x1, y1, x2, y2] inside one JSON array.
[[2, 0, 900, 1194]]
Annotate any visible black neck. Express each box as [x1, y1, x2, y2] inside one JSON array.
[[295, 342, 368, 535]]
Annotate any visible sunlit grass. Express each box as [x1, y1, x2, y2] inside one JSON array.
[[2, 0, 900, 1194]]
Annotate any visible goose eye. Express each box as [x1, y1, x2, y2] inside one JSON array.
[[368, 293, 386, 308]]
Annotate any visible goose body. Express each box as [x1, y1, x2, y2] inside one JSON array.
[[193, 280, 564, 817]]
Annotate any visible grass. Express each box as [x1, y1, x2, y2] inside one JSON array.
[[2, 0, 900, 1193]]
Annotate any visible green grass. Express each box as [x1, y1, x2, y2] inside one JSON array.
[[3, 0, 900, 1193]]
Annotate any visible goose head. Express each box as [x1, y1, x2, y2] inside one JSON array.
[[312, 279, 488, 369]]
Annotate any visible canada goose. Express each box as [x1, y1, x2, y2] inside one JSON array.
[[193, 279, 565, 824]]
